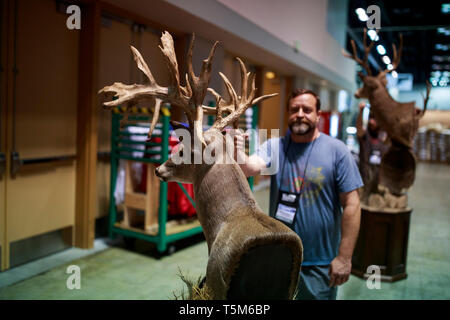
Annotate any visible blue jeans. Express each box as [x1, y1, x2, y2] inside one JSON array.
[[295, 265, 338, 300]]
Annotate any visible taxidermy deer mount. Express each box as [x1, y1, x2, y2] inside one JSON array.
[[99, 32, 303, 299], [342, 29, 431, 197]]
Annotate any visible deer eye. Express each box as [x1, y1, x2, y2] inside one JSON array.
[[179, 150, 183, 157]]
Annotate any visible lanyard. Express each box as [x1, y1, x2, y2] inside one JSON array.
[[279, 134, 317, 195]]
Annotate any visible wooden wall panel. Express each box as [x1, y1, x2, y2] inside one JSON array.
[[98, 19, 133, 152], [74, 0, 101, 248], [139, 29, 170, 87], [7, 163, 76, 241], [96, 18, 133, 218], [259, 74, 283, 137], [5, 0, 78, 244], [0, 0, 8, 270], [15, 0, 78, 159]]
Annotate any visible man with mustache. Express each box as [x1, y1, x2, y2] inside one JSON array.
[[235, 89, 363, 300]]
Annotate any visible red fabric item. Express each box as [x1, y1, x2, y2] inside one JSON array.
[[167, 182, 196, 217], [139, 136, 196, 217]]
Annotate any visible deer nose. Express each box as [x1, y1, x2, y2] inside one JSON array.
[[154, 167, 160, 177]]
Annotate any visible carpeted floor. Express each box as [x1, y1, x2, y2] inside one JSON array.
[[0, 163, 449, 300]]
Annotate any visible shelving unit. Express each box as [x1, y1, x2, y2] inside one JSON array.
[[108, 106, 202, 253], [108, 105, 259, 253]]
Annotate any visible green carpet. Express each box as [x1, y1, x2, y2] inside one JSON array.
[[0, 163, 449, 300]]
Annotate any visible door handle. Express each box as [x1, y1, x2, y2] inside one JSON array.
[[0, 152, 5, 179], [10, 151, 21, 176]]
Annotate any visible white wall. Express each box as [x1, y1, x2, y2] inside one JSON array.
[[217, 0, 355, 85]]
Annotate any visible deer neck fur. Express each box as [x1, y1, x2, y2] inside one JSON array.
[[193, 159, 259, 253], [368, 83, 396, 109]]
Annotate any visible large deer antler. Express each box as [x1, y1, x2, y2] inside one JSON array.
[[99, 31, 277, 144], [342, 29, 403, 80], [208, 58, 277, 131], [99, 32, 216, 144], [341, 28, 377, 76]]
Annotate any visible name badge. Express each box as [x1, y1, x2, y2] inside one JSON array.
[[275, 203, 297, 224], [369, 150, 381, 165]]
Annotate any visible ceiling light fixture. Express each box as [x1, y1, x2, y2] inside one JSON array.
[[355, 8, 369, 22], [376, 45, 386, 55], [382, 56, 391, 64], [367, 29, 379, 41], [265, 71, 276, 80]]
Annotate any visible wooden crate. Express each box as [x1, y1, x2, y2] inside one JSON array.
[[123, 161, 160, 231]]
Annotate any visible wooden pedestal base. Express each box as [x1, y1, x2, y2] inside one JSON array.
[[351, 205, 412, 282]]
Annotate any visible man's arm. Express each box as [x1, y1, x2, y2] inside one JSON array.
[[356, 102, 366, 139], [233, 131, 267, 177], [329, 189, 361, 287]]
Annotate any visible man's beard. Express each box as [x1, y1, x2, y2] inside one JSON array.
[[289, 121, 314, 136]]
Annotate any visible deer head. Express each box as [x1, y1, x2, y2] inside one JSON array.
[[99, 32, 302, 300], [342, 29, 430, 148], [100, 31, 276, 180], [342, 29, 403, 99]]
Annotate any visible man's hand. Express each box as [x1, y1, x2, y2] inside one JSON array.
[[329, 255, 352, 287], [224, 129, 249, 163], [358, 102, 366, 112]]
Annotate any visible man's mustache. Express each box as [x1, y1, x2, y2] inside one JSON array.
[[292, 120, 310, 125]]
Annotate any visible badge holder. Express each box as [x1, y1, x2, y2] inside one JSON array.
[[274, 135, 317, 227]]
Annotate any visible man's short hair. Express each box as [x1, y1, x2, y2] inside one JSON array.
[[287, 88, 321, 112]]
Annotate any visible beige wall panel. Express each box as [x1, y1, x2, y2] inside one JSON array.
[[97, 19, 133, 218], [6, 0, 78, 244], [7, 163, 76, 242], [259, 76, 282, 134], [98, 19, 133, 152], [95, 161, 110, 218], [222, 53, 241, 101], [15, 0, 78, 159], [0, 0, 7, 268], [0, 174, 4, 266], [132, 29, 169, 111], [419, 110, 450, 128], [139, 30, 170, 87]]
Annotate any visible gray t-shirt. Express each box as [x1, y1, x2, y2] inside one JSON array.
[[256, 133, 363, 266]]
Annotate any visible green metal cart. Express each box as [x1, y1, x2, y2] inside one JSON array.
[[108, 106, 201, 254], [108, 104, 259, 254]]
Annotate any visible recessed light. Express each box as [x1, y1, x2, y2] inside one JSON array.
[[376, 45, 386, 55], [355, 8, 369, 21], [367, 30, 379, 41], [265, 71, 276, 80]]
